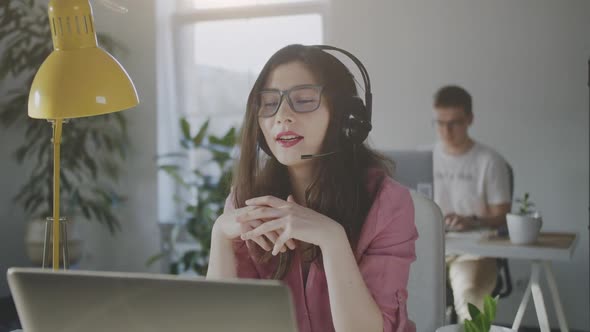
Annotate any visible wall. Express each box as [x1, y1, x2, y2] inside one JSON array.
[[327, 0, 589, 329]]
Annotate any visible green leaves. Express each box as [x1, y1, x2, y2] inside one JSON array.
[[155, 117, 237, 275], [209, 127, 236, 147], [146, 252, 167, 267], [514, 192, 535, 215], [483, 295, 496, 323], [464, 320, 479, 332], [181, 118, 191, 141], [159, 164, 189, 189], [463, 295, 497, 332], [0, 0, 52, 79], [193, 119, 209, 146], [468, 303, 481, 323]]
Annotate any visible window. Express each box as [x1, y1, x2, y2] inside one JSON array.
[[174, 0, 325, 135], [157, 0, 326, 225], [192, 0, 319, 10]]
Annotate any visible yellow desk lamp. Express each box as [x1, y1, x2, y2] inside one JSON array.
[[28, 0, 139, 270]]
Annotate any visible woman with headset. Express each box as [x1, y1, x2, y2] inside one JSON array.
[[207, 44, 417, 332]]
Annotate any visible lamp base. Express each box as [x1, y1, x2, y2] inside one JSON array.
[[44, 217, 69, 269], [24, 217, 82, 269]]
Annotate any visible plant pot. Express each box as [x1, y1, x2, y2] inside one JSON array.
[[506, 213, 542, 245], [436, 324, 515, 332], [25, 218, 83, 266]]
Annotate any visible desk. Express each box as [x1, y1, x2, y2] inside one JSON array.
[[445, 232, 578, 332]]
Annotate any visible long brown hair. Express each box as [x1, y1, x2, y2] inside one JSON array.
[[232, 44, 392, 279]]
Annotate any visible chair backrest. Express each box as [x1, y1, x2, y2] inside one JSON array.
[[492, 161, 514, 299], [506, 161, 514, 200], [407, 190, 446, 332]]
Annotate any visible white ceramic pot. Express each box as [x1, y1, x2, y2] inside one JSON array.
[[25, 218, 83, 266], [436, 324, 515, 332], [506, 213, 542, 245]]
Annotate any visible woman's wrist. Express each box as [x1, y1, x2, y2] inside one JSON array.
[[212, 221, 234, 242], [211, 225, 237, 257], [319, 222, 348, 253], [208, 221, 238, 279]]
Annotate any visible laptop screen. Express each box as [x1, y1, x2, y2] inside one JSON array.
[[381, 149, 434, 199]]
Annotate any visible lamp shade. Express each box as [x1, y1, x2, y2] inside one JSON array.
[[28, 0, 139, 119]]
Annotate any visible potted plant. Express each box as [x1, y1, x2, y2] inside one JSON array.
[[0, 0, 129, 265], [149, 118, 236, 275], [506, 192, 543, 245], [437, 296, 514, 332]]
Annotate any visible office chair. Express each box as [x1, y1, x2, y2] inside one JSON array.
[[407, 190, 446, 332], [491, 162, 514, 299]]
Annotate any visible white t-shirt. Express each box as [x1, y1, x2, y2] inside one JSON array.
[[433, 141, 511, 217]]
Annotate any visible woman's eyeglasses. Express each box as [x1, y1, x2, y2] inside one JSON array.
[[256, 84, 324, 118]]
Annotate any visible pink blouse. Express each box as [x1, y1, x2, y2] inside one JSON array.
[[226, 169, 418, 332]]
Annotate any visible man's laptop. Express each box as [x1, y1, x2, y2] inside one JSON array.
[[7, 267, 297, 332], [381, 149, 434, 199]]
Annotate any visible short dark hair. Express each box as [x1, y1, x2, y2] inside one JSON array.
[[434, 85, 472, 115]]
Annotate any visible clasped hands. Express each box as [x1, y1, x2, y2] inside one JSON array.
[[214, 195, 340, 256]]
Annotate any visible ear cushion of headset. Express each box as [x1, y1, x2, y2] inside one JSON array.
[[341, 97, 371, 144]]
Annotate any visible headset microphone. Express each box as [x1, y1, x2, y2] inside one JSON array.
[[300, 151, 338, 160]]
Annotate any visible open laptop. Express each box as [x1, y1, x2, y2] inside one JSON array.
[[7, 267, 297, 332], [381, 149, 434, 199]]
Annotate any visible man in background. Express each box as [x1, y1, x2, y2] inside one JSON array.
[[432, 85, 511, 322]]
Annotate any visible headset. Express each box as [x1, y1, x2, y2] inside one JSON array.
[[258, 44, 373, 158], [313, 45, 373, 146]]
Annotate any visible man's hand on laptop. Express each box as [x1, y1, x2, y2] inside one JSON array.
[[444, 213, 477, 232]]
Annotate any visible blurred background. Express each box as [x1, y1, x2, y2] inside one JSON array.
[[0, 0, 588, 330]]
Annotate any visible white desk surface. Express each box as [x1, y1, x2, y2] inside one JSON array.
[[445, 232, 578, 261]]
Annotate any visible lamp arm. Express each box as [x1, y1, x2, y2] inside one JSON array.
[[51, 119, 63, 270]]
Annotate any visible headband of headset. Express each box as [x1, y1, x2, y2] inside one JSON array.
[[311, 45, 372, 123]]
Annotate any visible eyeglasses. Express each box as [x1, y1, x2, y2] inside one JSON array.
[[256, 84, 324, 118], [432, 118, 467, 129]]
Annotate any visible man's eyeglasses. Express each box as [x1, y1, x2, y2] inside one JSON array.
[[256, 84, 324, 118], [432, 118, 467, 129]]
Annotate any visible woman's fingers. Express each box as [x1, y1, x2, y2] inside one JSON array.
[[278, 230, 296, 250], [242, 220, 270, 251], [272, 230, 292, 256], [250, 235, 272, 251], [242, 218, 296, 254], [236, 207, 283, 223], [270, 230, 295, 251], [244, 221, 289, 252], [236, 208, 295, 251], [285, 238, 296, 250], [264, 229, 278, 243], [245, 195, 288, 208], [241, 218, 284, 240], [263, 230, 287, 252], [234, 205, 259, 216]]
